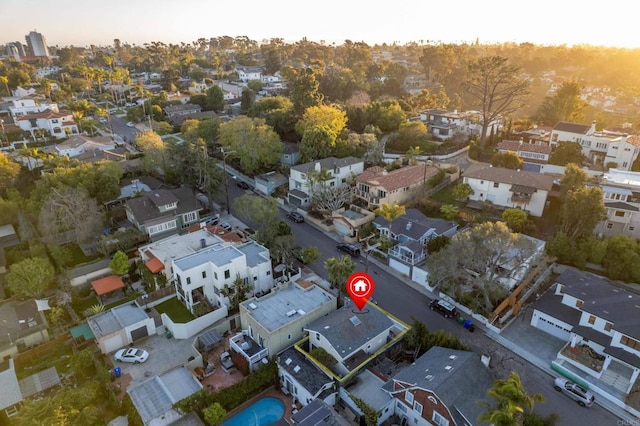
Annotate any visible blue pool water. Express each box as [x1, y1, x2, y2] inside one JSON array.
[[221, 397, 285, 426]]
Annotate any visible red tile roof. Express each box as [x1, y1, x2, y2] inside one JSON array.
[[145, 257, 165, 274], [357, 164, 439, 192], [91, 275, 125, 296], [16, 109, 72, 120]]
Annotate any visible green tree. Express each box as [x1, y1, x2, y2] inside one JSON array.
[[7, 257, 55, 298], [560, 186, 605, 240], [218, 116, 283, 175], [295, 104, 348, 139], [233, 195, 281, 246], [299, 246, 320, 264], [240, 87, 255, 114], [285, 66, 323, 116], [324, 255, 355, 300], [535, 80, 587, 126], [549, 142, 584, 166], [440, 204, 459, 221], [374, 202, 406, 223], [365, 100, 406, 134], [559, 163, 588, 199], [452, 183, 473, 201], [110, 250, 130, 276], [135, 130, 166, 174], [479, 371, 544, 426], [299, 126, 335, 162], [204, 402, 227, 426], [491, 151, 523, 170], [206, 85, 225, 112], [427, 235, 450, 254], [464, 56, 530, 148], [0, 152, 20, 192], [502, 208, 529, 233], [602, 235, 640, 282]]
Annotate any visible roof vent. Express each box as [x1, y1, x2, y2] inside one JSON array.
[[293, 365, 301, 373], [449, 355, 457, 360], [249, 303, 258, 310], [350, 315, 362, 326], [286, 310, 297, 317], [406, 222, 412, 230], [426, 374, 434, 380], [285, 358, 292, 365], [445, 366, 453, 371], [297, 309, 306, 315]]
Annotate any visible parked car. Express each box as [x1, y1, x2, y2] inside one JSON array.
[[126, 122, 135, 127], [236, 181, 250, 190], [220, 222, 232, 231], [286, 211, 304, 223], [429, 299, 459, 318], [337, 243, 360, 257], [114, 348, 149, 364], [553, 377, 595, 407], [201, 214, 220, 226]]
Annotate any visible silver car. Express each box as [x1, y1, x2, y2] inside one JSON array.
[[553, 377, 595, 407]]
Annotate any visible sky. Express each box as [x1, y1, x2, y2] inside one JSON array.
[[2, 0, 639, 49]]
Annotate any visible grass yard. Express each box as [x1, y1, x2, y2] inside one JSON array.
[[64, 243, 102, 267], [161, 135, 181, 143], [154, 297, 195, 323], [71, 294, 99, 317]]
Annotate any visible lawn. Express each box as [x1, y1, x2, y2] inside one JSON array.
[[161, 135, 181, 143], [154, 297, 195, 323], [71, 294, 99, 318], [64, 243, 102, 267]]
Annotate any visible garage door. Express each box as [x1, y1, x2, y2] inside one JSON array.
[[533, 315, 571, 341], [130, 326, 148, 341], [103, 334, 124, 353], [389, 258, 411, 276]]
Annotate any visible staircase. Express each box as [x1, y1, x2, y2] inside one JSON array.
[[601, 368, 631, 394]]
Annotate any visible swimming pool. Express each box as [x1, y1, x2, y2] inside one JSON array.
[[221, 397, 284, 426]]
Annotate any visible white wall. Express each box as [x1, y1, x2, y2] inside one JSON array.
[[161, 306, 229, 339]]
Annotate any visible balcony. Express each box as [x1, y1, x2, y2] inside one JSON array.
[[510, 194, 532, 204], [354, 189, 380, 206], [229, 331, 268, 366]]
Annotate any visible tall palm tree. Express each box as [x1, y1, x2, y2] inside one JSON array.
[[479, 371, 544, 426], [72, 111, 84, 133], [374, 202, 406, 223], [324, 255, 355, 304]]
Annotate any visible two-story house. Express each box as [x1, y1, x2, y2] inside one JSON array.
[[462, 165, 556, 217], [373, 208, 458, 276], [6, 98, 58, 119], [496, 139, 552, 165], [420, 109, 501, 142], [171, 240, 273, 315], [15, 109, 78, 139], [232, 279, 336, 370], [594, 168, 640, 238], [237, 67, 262, 82], [53, 135, 116, 158], [278, 348, 337, 408], [163, 103, 202, 120], [288, 157, 364, 207], [383, 347, 494, 426], [531, 268, 640, 396], [549, 121, 640, 170], [355, 164, 440, 210], [125, 187, 202, 241]]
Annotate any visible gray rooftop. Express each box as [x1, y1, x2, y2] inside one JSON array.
[[0, 224, 16, 239], [140, 228, 225, 269], [87, 302, 148, 339], [291, 398, 350, 426], [173, 243, 243, 271], [306, 305, 393, 359], [292, 156, 362, 173], [278, 347, 333, 396], [374, 208, 457, 241], [554, 121, 591, 134], [346, 369, 391, 411], [555, 268, 640, 338], [243, 282, 335, 332], [126, 186, 200, 226], [463, 164, 556, 191], [0, 359, 22, 410], [19, 366, 60, 398], [236, 241, 270, 268], [128, 366, 202, 424], [384, 347, 494, 425]]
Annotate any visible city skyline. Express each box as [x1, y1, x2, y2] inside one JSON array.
[[2, 0, 639, 49]]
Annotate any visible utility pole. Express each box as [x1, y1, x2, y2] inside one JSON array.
[[218, 147, 235, 215]]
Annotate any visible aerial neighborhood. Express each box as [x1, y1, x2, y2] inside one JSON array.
[[2, 26, 640, 426]]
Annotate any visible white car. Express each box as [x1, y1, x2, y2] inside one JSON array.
[[114, 348, 149, 364], [126, 122, 135, 127], [553, 377, 595, 407]]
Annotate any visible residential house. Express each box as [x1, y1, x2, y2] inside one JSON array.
[[87, 302, 156, 354], [290, 399, 350, 425], [420, 109, 501, 142], [462, 165, 556, 217], [53, 135, 116, 157], [496, 139, 552, 164], [237, 67, 262, 82], [531, 268, 640, 395], [0, 359, 22, 417], [163, 103, 202, 120], [0, 300, 49, 359], [305, 303, 408, 380], [6, 98, 58, 119], [278, 348, 337, 407], [515, 125, 553, 145], [549, 121, 640, 170], [594, 168, 640, 238], [16, 109, 78, 139], [125, 186, 202, 241], [332, 205, 376, 242], [128, 366, 203, 425], [383, 347, 495, 426], [355, 164, 440, 209], [233, 279, 336, 370], [373, 208, 458, 276], [254, 171, 287, 196], [280, 142, 300, 167], [288, 157, 364, 207], [171, 240, 273, 315]]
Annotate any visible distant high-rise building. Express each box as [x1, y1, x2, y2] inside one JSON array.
[[10, 41, 26, 57], [25, 30, 49, 57]]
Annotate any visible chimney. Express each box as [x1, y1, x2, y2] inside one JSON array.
[[519, 137, 523, 145], [590, 120, 597, 135], [200, 239, 206, 249], [406, 222, 412, 231]]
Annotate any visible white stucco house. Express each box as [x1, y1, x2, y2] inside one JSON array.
[[15, 109, 78, 140], [419, 109, 501, 142], [287, 156, 364, 207], [6, 98, 59, 119], [594, 168, 640, 239], [462, 164, 556, 217], [54, 135, 116, 157], [237, 67, 262, 82]]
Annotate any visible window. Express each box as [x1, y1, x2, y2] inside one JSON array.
[[186, 277, 191, 285], [493, 182, 499, 188], [605, 322, 613, 332], [588, 315, 595, 325], [607, 223, 613, 229], [224, 270, 230, 279], [316, 332, 320, 341], [214, 272, 218, 280], [621, 335, 640, 350], [288, 334, 291, 340], [183, 211, 197, 223], [413, 401, 423, 415], [202, 271, 206, 279], [432, 411, 449, 426], [405, 391, 414, 404], [615, 211, 625, 217], [396, 401, 407, 413], [630, 227, 635, 232], [267, 271, 271, 276], [575, 299, 583, 308]]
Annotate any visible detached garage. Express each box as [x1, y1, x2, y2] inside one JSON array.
[[87, 302, 156, 354]]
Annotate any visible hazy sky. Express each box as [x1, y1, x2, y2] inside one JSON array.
[[2, 0, 638, 48]]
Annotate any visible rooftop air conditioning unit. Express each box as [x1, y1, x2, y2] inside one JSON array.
[[286, 310, 296, 317], [249, 303, 258, 310]]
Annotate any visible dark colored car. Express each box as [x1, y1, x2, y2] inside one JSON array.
[[287, 211, 304, 223], [429, 299, 458, 318], [236, 181, 250, 189], [337, 243, 361, 257]]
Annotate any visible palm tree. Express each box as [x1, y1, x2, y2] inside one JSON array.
[[374, 202, 406, 223], [72, 111, 84, 133], [324, 255, 355, 304], [405, 145, 421, 165], [0, 76, 9, 96], [479, 371, 544, 426]]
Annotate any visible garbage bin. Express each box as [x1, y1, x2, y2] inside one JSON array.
[[457, 317, 464, 325], [114, 367, 121, 378]]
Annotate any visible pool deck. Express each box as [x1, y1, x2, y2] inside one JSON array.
[[222, 386, 294, 424]]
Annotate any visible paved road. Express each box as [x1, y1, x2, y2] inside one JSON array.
[[215, 177, 620, 426], [109, 114, 139, 144]]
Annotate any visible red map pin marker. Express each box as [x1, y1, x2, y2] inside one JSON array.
[[346, 272, 375, 311]]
